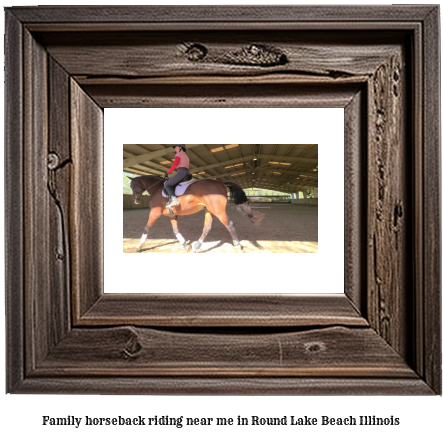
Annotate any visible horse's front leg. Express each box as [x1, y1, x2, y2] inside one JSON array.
[[170, 215, 191, 252], [135, 208, 161, 251], [192, 210, 213, 253]]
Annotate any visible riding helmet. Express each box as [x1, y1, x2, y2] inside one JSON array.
[[174, 144, 186, 152]]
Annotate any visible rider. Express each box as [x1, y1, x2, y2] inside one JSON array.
[[164, 144, 191, 208]]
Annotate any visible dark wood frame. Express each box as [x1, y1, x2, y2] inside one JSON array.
[[5, 6, 441, 394]]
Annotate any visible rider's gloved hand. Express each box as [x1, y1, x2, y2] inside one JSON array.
[[164, 172, 169, 179]]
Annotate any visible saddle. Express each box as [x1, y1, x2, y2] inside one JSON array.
[[162, 173, 194, 198]]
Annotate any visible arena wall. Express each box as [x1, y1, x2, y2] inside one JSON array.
[[290, 198, 318, 205]]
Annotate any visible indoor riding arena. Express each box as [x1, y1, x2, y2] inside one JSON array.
[[123, 144, 318, 254]]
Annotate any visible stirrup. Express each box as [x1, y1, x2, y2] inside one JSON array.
[[166, 197, 180, 208]]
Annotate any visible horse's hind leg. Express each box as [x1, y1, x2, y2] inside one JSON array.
[[213, 211, 241, 249], [170, 215, 191, 252], [192, 210, 213, 253], [135, 208, 161, 251]]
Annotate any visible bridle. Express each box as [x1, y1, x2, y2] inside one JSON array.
[[131, 182, 144, 202]]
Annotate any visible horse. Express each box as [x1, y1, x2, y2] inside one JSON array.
[[128, 174, 262, 252]]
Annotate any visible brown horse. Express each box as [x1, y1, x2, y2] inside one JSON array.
[[128, 175, 261, 252]]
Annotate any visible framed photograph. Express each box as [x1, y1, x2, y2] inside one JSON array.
[[113, 108, 338, 296], [5, 5, 440, 394]]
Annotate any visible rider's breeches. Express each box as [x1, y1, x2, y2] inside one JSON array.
[[164, 167, 190, 196]]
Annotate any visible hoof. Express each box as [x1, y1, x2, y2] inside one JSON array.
[[233, 240, 242, 250], [191, 242, 200, 253], [184, 244, 192, 253], [135, 245, 143, 251]]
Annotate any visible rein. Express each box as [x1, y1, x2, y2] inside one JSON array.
[[144, 178, 164, 193]]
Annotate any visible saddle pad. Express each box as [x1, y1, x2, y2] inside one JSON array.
[[162, 180, 194, 198]]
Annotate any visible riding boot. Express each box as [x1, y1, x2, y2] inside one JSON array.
[[166, 195, 180, 208], [164, 184, 179, 208]]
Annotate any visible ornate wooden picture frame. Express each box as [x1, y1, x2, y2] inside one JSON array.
[[5, 6, 441, 394]]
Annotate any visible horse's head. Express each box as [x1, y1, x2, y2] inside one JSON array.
[[129, 177, 144, 205]]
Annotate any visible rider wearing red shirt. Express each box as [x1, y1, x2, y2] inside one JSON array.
[[164, 144, 191, 208]]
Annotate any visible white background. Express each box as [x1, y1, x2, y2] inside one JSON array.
[[108, 108, 343, 294], [1, 1, 442, 438]]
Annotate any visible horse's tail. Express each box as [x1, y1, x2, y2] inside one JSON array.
[[224, 182, 264, 225]]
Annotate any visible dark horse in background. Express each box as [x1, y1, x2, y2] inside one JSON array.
[[128, 175, 262, 252]]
